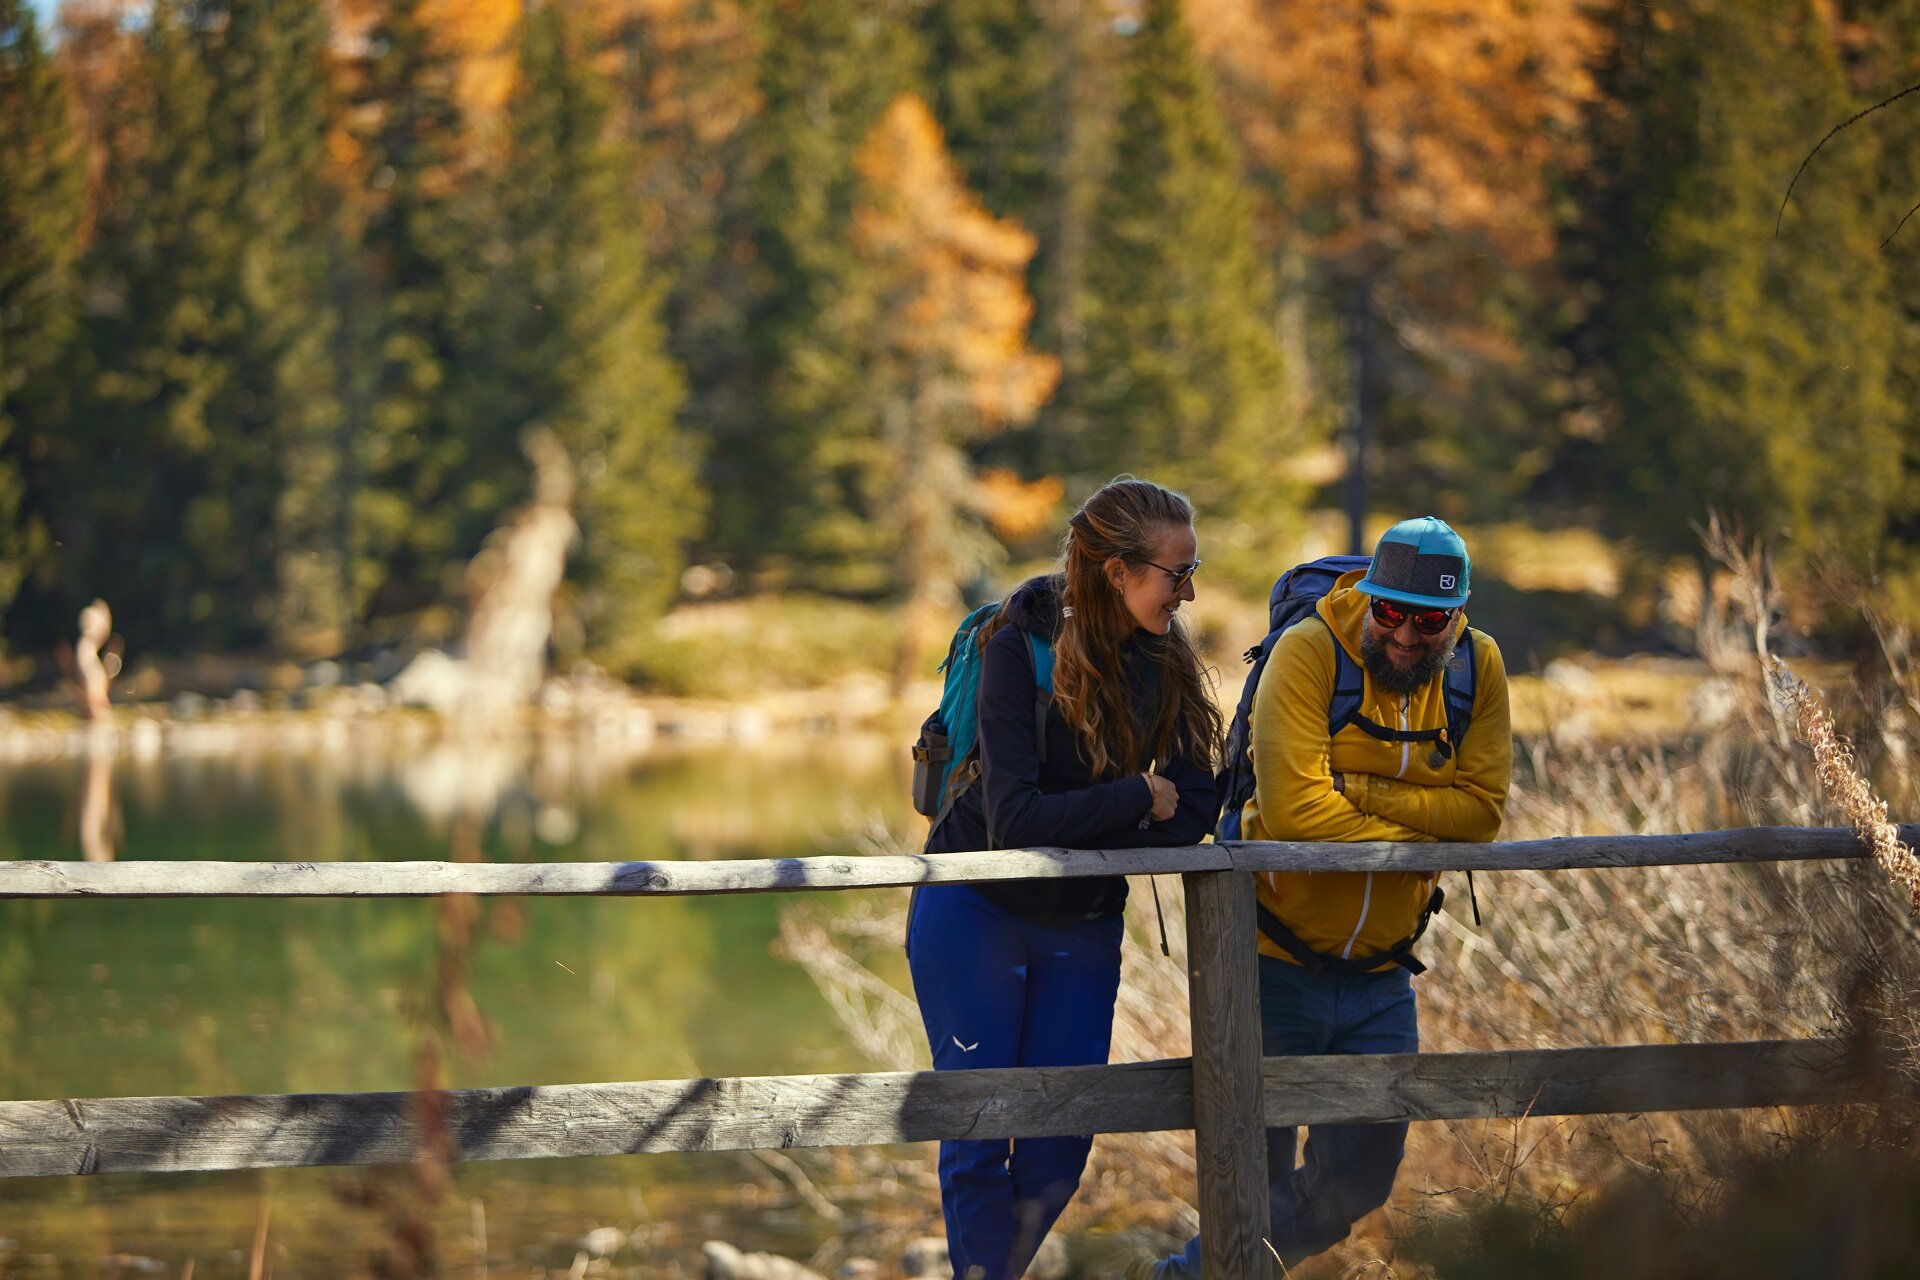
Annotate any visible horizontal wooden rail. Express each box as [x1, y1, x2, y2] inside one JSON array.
[[1226, 824, 1902, 875], [0, 1040, 1864, 1179], [0, 825, 1896, 899], [0, 846, 1231, 898]]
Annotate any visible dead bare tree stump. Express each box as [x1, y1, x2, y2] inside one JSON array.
[[76, 599, 113, 721]]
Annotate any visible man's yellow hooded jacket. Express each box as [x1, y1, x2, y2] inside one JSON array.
[[1240, 571, 1511, 969]]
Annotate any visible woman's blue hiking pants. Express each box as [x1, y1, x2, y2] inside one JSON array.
[[907, 884, 1125, 1280]]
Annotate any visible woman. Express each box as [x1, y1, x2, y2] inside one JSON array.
[[908, 477, 1223, 1280]]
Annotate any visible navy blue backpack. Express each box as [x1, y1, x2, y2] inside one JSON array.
[[1214, 555, 1479, 973]]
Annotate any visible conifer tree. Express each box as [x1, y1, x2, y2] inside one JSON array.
[[1573, 0, 1901, 570], [0, 0, 83, 624], [1839, 0, 1920, 612], [46, 0, 344, 650], [340, 0, 481, 626], [717, 0, 922, 588], [1077, 0, 1295, 533], [848, 94, 1058, 681], [914, 0, 1109, 475], [915, 0, 1055, 226], [216, 0, 343, 652], [598, 0, 760, 579], [480, 3, 698, 647], [56, 0, 261, 645]]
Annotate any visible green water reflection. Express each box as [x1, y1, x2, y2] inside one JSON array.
[[0, 734, 919, 1274]]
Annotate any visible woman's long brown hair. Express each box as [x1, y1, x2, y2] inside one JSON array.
[[1019, 477, 1223, 779]]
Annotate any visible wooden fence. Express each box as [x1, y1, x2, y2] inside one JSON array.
[[0, 824, 1897, 1279]]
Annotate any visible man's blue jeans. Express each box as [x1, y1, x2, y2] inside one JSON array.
[[1154, 955, 1419, 1277], [907, 885, 1125, 1280]]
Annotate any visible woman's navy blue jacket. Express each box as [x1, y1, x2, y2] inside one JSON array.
[[927, 575, 1221, 922]]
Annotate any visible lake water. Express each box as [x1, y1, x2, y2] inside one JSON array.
[[0, 731, 922, 1276]]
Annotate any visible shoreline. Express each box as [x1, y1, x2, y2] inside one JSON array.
[[0, 650, 1752, 763], [0, 671, 937, 763]]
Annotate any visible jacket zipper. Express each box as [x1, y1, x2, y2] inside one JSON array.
[[1343, 693, 1412, 959], [1396, 694, 1411, 778], [1340, 874, 1372, 959]]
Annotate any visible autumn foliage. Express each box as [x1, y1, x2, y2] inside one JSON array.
[[851, 93, 1058, 683], [5, 0, 1920, 660], [853, 94, 1059, 432], [1189, 0, 1605, 261]]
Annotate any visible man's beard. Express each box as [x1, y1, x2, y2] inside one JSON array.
[[1360, 627, 1457, 697]]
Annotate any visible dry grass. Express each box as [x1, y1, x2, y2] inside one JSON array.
[[1768, 659, 1920, 916], [765, 534, 1920, 1278]]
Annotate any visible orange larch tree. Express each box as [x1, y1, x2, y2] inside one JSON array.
[[1187, 0, 1610, 541], [850, 93, 1060, 686], [333, 0, 519, 129]]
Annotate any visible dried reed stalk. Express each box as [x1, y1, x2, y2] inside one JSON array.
[[1767, 658, 1920, 914]]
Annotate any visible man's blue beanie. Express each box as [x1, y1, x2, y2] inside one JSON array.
[[1355, 516, 1471, 608]]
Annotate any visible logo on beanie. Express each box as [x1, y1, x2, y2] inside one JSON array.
[[1439, 574, 1456, 591]]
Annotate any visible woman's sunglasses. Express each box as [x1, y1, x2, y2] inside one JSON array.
[[1142, 558, 1202, 590], [1369, 597, 1455, 636]]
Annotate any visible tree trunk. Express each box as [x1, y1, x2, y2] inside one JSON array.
[[1344, 1, 1383, 556]]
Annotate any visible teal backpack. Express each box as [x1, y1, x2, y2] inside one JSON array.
[[910, 602, 1054, 842]]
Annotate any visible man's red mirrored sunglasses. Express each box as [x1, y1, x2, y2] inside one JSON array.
[[1368, 597, 1455, 636]]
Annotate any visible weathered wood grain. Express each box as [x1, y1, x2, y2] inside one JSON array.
[[0, 825, 1898, 899], [1184, 869, 1274, 1280], [0, 846, 1234, 899], [0, 1060, 1195, 1178], [1259, 1038, 1868, 1127], [0, 1041, 1864, 1179], [1224, 824, 1912, 875]]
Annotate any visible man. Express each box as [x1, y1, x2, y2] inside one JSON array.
[[1143, 516, 1511, 1276]]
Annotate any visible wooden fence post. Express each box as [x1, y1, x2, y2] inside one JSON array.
[[1183, 868, 1272, 1279]]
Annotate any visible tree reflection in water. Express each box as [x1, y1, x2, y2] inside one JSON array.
[[0, 733, 915, 1270]]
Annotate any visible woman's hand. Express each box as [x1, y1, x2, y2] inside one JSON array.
[[1143, 772, 1179, 822]]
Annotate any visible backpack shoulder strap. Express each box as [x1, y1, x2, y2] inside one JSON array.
[[1026, 630, 1054, 763], [1028, 631, 1055, 696], [919, 604, 1005, 848], [1322, 619, 1479, 758], [1443, 628, 1478, 751], [1323, 616, 1365, 738]]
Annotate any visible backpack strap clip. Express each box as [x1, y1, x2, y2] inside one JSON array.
[[1254, 883, 1445, 977]]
